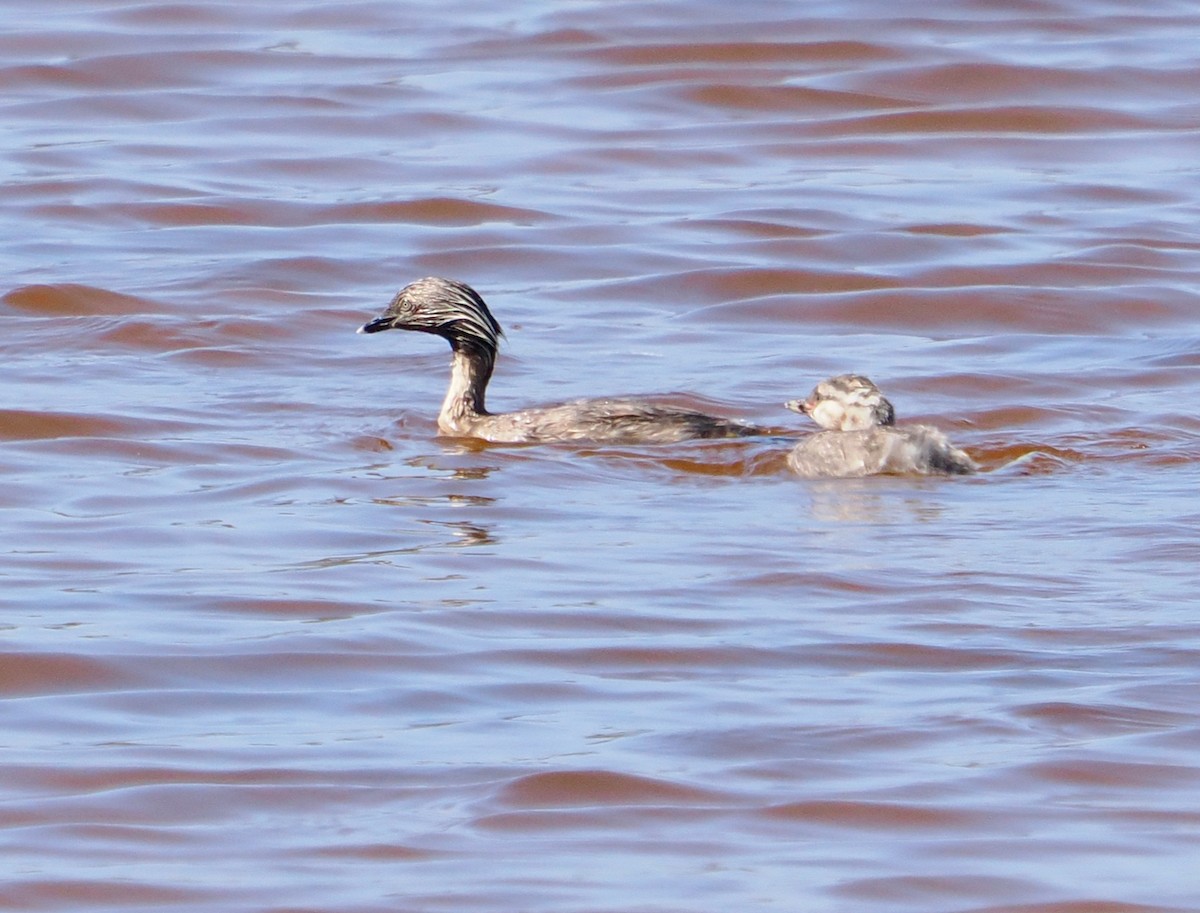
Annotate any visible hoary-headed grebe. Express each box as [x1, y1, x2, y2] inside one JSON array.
[[784, 374, 976, 478], [359, 277, 770, 444]]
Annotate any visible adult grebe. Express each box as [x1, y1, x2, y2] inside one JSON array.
[[784, 374, 976, 478], [358, 277, 771, 444]]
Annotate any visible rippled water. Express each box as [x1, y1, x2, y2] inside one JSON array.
[[4, 2, 1200, 911]]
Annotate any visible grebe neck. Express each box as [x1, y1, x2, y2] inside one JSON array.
[[438, 342, 494, 435]]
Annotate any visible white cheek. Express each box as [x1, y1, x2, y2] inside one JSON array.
[[839, 402, 877, 430], [809, 400, 846, 430]]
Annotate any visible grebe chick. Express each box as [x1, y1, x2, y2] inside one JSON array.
[[359, 277, 770, 444], [784, 374, 976, 478]]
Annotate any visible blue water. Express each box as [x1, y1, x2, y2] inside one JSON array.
[[3, 2, 1200, 911]]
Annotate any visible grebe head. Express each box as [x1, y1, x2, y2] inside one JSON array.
[[358, 277, 503, 357], [785, 374, 895, 431]]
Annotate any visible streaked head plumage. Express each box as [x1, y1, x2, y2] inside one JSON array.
[[358, 277, 502, 356], [786, 374, 895, 431]]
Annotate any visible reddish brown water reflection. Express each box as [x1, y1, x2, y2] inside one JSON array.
[[3, 2, 1200, 911]]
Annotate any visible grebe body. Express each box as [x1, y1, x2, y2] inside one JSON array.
[[359, 277, 769, 444], [785, 374, 976, 478]]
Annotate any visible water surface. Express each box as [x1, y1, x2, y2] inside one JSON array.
[[3, 2, 1200, 911]]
